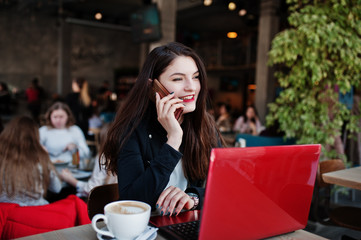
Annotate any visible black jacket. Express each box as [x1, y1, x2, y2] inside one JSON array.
[[116, 108, 206, 210]]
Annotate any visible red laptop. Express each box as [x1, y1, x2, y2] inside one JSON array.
[[151, 144, 321, 240]]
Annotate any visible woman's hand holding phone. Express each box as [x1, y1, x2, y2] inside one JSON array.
[[152, 79, 183, 121], [155, 91, 184, 150]]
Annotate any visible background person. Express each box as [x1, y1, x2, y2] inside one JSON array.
[[0, 116, 62, 206], [39, 102, 90, 164], [233, 105, 263, 135], [66, 77, 93, 137], [0, 82, 11, 115], [215, 102, 232, 133], [59, 124, 117, 198], [25, 78, 45, 122], [101, 42, 225, 216]]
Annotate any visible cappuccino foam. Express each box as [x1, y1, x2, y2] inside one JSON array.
[[108, 202, 147, 215]]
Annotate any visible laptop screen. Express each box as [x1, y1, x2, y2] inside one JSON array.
[[199, 144, 321, 240]]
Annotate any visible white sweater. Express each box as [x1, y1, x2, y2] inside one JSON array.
[[39, 125, 90, 163]]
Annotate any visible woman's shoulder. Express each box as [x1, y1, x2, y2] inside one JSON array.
[[68, 125, 83, 132], [39, 125, 51, 132], [235, 115, 245, 122]]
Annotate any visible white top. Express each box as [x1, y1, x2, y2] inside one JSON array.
[[155, 160, 187, 215], [0, 165, 62, 206], [39, 125, 90, 163], [233, 116, 263, 134], [165, 159, 187, 191], [76, 155, 118, 197]]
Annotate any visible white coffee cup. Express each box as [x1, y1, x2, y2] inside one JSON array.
[[92, 200, 151, 240]]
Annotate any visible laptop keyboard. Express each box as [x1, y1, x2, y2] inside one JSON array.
[[160, 220, 200, 240]]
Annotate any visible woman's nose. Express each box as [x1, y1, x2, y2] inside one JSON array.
[[184, 78, 196, 91]]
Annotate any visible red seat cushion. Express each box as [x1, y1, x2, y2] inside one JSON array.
[[0, 195, 90, 239]]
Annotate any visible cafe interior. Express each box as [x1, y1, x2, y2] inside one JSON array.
[[0, 0, 361, 239]]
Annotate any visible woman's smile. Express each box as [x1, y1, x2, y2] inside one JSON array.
[[179, 95, 195, 102]]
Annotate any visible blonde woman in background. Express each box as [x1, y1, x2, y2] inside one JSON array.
[[66, 77, 93, 137]]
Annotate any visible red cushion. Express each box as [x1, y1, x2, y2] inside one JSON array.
[[0, 195, 90, 239]]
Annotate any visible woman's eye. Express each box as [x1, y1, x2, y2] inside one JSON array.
[[193, 75, 200, 80], [172, 77, 182, 81]]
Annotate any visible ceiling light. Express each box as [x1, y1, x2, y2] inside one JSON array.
[[248, 84, 256, 90], [239, 9, 247, 16], [228, 2, 236, 11], [227, 32, 237, 39], [204, 0, 212, 6], [95, 12, 102, 20]]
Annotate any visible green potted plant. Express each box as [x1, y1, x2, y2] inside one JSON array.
[[267, 0, 361, 161]]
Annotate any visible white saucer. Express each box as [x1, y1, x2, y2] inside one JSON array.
[[53, 160, 70, 166], [96, 226, 157, 240]]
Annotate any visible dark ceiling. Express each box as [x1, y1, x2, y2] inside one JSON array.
[[0, 0, 263, 39]]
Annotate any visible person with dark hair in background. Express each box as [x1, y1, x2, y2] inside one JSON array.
[[25, 78, 45, 122], [101, 42, 225, 216], [233, 105, 262, 135], [215, 102, 232, 133], [0, 82, 12, 115], [0, 116, 62, 206], [0, 118, 3, 133], [66, 77, 93, 137]]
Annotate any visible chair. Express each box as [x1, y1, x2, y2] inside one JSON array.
[[87, 183, 119, 219], [0, 195, 90, 239], [86, 127, 101, 155], [313, 159, 361, 231], [234, 133, 295, 147]]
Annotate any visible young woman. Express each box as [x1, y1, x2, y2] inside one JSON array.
[[102, 42, 224, 216], [233, 105, 262, 135], [39, 102, 90, 164], [215, 102, 233, 133], [0, 116, 62, 206]]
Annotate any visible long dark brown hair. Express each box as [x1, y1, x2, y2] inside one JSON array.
[[102, 42, 224, 182], [0, 116, 54, 197]]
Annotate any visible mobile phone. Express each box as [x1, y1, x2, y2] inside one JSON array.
[[152, 79, 183, 121]]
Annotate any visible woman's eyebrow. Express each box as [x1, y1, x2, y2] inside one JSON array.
[[170, 72, 185, 77], [169, 71, 199, 77]]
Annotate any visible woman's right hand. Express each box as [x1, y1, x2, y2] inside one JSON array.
[[65, 143, 77, 152], [155, 92, 184, 150], [249, 122, 257, 135]]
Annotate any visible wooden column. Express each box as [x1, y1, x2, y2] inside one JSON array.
[[255, 0, 280, 124], [57, 17, 71, 95], [149, 0, 177, 51]]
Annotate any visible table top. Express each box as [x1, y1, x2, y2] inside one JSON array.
[[15, 222, 327, 240], [322, 166, 361, 191]]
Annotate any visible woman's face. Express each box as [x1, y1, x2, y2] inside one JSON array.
[[158, 56, 201, 114], [219, 105, 227, 115], [246, 107, 256, 119], [50, 109, 68, 129], [72, 81, 80, 92]]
